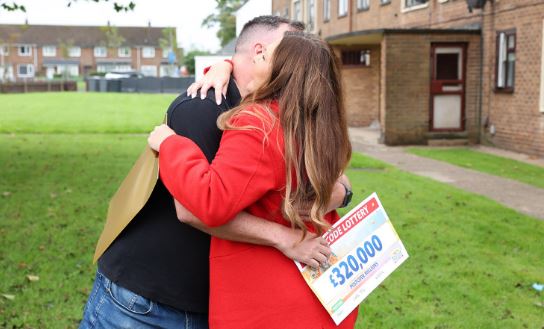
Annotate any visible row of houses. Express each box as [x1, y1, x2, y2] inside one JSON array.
[[0, 24, 179, 80], [269, 0, 544, 156]]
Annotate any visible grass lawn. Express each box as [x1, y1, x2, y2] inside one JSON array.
[[407, 147, 544, 189], [0, 92, 177, 133], [0, 93, 543, 328], [1, 138, 542, 328]]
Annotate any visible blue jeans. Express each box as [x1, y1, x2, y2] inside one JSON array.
[[79, 271, 208, 329]]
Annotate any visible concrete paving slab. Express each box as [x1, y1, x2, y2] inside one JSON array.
[[348, 128, 544, 220]]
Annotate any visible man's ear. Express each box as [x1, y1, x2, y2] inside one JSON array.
[[252, 43, 265, 56]]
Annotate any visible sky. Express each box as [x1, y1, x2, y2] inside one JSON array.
[[0, 0, 222, 52]]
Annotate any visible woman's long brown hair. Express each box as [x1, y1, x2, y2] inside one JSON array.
[[218, 32, 351, 235]]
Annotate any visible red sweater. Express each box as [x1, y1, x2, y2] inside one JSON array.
[[159, 101, 358, 328]]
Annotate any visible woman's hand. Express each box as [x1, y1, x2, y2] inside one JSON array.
[[148, 124, 175, 152], [187, 60, 233, 105], [276, 230, 331, 269]]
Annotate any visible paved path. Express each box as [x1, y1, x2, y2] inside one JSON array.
[[348, 127, 544, 220]]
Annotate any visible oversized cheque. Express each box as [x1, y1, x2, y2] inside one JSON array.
[[295, 193, 409, 324]]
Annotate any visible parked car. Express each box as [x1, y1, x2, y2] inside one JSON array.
[[104, 71, 144, 79]]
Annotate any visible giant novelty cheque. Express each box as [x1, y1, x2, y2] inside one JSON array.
[[295, 193, 409, 325]]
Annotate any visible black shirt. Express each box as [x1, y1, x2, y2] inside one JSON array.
[[98, 79, 242, 313]]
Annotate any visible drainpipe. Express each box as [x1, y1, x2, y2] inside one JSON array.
[[137, 46, 141, 71], [348, 0, 353, 33], [477, 16, 484, 144], [481, 0, 496, 144], [33, 44, 37, 78]]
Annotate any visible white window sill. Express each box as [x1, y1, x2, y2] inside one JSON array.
[[401, 3, 429, 13]]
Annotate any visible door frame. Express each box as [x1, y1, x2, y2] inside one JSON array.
[[429, 42, 467, 132]]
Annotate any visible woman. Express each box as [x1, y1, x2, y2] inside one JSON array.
[[148, 32, 357, 328]]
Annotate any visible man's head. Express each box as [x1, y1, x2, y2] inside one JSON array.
[[232, 15, 304, 96]]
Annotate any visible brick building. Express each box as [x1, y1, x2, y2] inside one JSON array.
[[272, 0, 544, 156], [0, 24, 178, 81]]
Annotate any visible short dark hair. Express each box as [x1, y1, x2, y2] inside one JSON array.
[[235, 15, 305, 53]]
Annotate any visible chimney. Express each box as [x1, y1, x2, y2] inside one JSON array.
[[148, 20, 151, 27]]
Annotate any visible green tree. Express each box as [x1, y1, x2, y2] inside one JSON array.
[[100, 25, 125, 48], [57, 39, 75, 80], [202, 0, 248, 47], [158, 27, 184, 77], [183, 49, 210, 75], [0, 0, 135, 13]]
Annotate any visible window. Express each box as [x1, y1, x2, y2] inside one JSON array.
[[293, 0, 302, 21], [57, 64, 79, 77], [0, 65, 14, 81], [42, 46, 56, 57], [0, 45, 9, 56], [338, 0, 348, 17], [142, 47, 155, 58], [18, 45, 31, 56], [68, 47, 81, 57], [357, 0, 369, 11], [160, 64, 175, 77], [94, 46, 107, 57], [284, 7, 289, 18], [18, 64, 34, 77], [97, 64, 131, 73], [118, 47, 131, 57], [307, 0, 315, 31], [141, 65, 157, 77], [380, 0, 391, 4], [496, 30, 516, 92], [341, 50, 371, 66], [162, 47, 171, 59], [403, 0, 428, 10], [323, 0, 331, 21]]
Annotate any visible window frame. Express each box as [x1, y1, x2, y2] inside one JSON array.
[[118, 47, 131, 58], [141, 65, 157, 77], [17, 63, 34, 77], [357, 0, 370, 12], [162, 47, 172, 59], [68, 46, 81, 57], [0, 45, 9, 56], [18, 45, 32, 56], [42, 45, 56, 57], [340, 49, 371, 68], [142, 47, 156, 58], [293, 0, 302, 21], [323, 0, 331, 22], [338, 0, 348, 18], [402, 0, 429, 12], [495, 29, 516, 93], [307, 0, 316, 31], [94, 46, 107, 58]]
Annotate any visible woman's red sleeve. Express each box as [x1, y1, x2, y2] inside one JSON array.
[[158, 112, 280, 227]]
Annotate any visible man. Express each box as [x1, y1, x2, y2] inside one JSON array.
[[80, 16, 352, 329]]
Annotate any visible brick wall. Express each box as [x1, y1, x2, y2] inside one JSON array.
[[334, 44, 381, 126], [320, 0, 481, 39], [383, 31, 481, 145], [5, 45, 35, 78], [480, 0, 544, 156]]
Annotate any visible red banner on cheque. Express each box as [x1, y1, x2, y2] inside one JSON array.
[[324, 197, 379, 246]]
